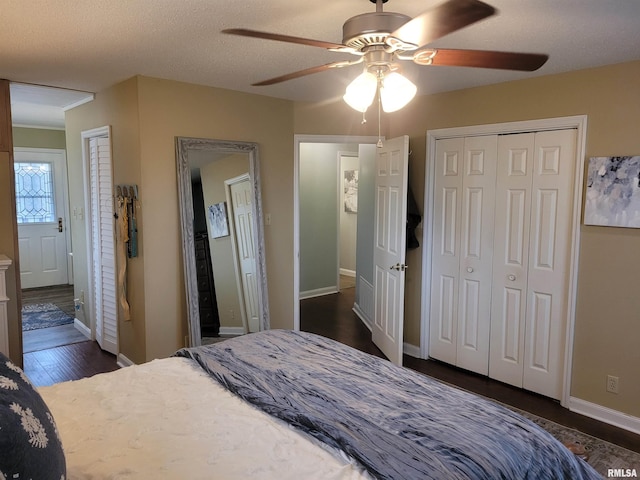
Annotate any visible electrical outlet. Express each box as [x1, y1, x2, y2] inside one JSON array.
[[606, 375, 619, 394]]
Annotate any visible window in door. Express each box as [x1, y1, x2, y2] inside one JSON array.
[[14, 162, 56, 224]]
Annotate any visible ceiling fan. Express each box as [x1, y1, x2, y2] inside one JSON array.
[[222, 0, 548, 111]]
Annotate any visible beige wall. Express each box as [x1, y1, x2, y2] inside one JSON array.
[[64, 76, 295, 362], [135, 76, 294, 359], [294, 60, 640, 418], [64, 77, 146, 363], [13, 127, 66, 149]]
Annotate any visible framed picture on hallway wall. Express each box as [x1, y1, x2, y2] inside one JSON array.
[[344, 169, 358, 213], [584, 156, 640, 228], [208, 202, 229, 238]]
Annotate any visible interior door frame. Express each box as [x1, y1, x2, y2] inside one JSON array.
[[422, 115, 588, 408], [80, 125, 113, 346], [293, 135, 378, 331]]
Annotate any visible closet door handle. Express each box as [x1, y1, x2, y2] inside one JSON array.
[[508, 274, 516, 281]]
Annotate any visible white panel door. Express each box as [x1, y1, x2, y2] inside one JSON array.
[[490, 130, 576, 399], [455, 135, 497, 374], [15, 149, 69, 289], [429, 138, 464, 365], [89, 136, 118, 355], [429, 136, 497, 373], [490, 133, 535, 388], [522, 129, 577, 399], [230, 177, 260, 333], [372, 136, 409, 365]]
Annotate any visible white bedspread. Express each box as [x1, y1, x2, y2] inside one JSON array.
[[39, 357, 371, 480]]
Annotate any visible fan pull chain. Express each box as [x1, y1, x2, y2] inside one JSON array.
[[376, 85, 383, 148]]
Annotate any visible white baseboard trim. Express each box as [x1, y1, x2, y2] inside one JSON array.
[[352, 303, 372, 331], [218, 326, 245, 337], [73, 318, 91, 339], [339, 268, 356, 277], [300, 286, 338, 300], [404, 342, 421, 358], [351, 305, 420, 360], [117, 353, 135, 368], [569, 396, 640, 435]]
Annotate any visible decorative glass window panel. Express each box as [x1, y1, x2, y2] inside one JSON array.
[[14, 162, 56, 224]]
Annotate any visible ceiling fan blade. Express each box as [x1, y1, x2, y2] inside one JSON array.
[[252, 61, 358, 86], [222, 28, 352, 52], [390, 0, 496, 48], [423, 48, 548, 71]]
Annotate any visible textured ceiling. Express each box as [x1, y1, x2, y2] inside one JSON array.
[[3, 0, 640, 127]]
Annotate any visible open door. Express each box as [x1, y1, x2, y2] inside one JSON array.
[[372, 136, 409, 365]]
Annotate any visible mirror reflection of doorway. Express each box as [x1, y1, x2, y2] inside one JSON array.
[[188, 150, 259, 343]]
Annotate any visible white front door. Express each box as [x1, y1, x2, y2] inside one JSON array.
[[372, 136, 409, 365], [15, 148, 70, 289], [229, 176, 260, 333]]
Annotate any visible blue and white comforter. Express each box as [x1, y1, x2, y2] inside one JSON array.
[[175, 330, 600, 480]]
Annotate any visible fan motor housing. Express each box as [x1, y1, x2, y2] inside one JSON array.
[[342, 12, 411, 51]]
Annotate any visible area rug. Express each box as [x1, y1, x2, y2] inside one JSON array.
[[510, 406, 640, 477], [22, 303, 74, 331]]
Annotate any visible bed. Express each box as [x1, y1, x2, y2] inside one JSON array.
[[2, 330, 600, 479]]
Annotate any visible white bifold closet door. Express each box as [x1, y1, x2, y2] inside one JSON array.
[[489, 130, 577, 399], [429, 129, 576, 400], [89, 136, 118, 355], [429, 135, 497, 375]]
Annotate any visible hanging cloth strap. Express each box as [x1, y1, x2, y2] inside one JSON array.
[[116, 197, 131, 321]]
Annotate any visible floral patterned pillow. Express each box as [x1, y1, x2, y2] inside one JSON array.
[[0, 351, 66, 479]]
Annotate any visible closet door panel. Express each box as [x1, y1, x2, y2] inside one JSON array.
[[456, 135, 497, 374], [429, 138, 463, 364], [523, 129, 577, 400], [490, 133, 534, 386]]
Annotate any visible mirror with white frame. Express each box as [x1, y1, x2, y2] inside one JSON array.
[[176, 137, 269, 347]]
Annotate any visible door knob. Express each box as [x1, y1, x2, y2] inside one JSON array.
[[390, 263, 408, 272], [467, 267, 474, 273], [58, 217, 63, 233], [508, 274, 516, 281]]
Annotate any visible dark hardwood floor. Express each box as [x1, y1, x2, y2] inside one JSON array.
[[301, 286, 640, 454], [24, 340, 119, 387]]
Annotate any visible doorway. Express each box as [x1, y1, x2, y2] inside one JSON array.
[[9, 83, 95, 359], [13, 147, 81, 352], [294, 136, 378, 334]]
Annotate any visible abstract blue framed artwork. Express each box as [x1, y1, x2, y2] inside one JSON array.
[[584, 156, 640, 228]]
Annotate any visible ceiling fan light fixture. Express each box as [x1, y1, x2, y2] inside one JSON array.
[[379, 72, 417, 112], [343, 71, 378, 112]]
